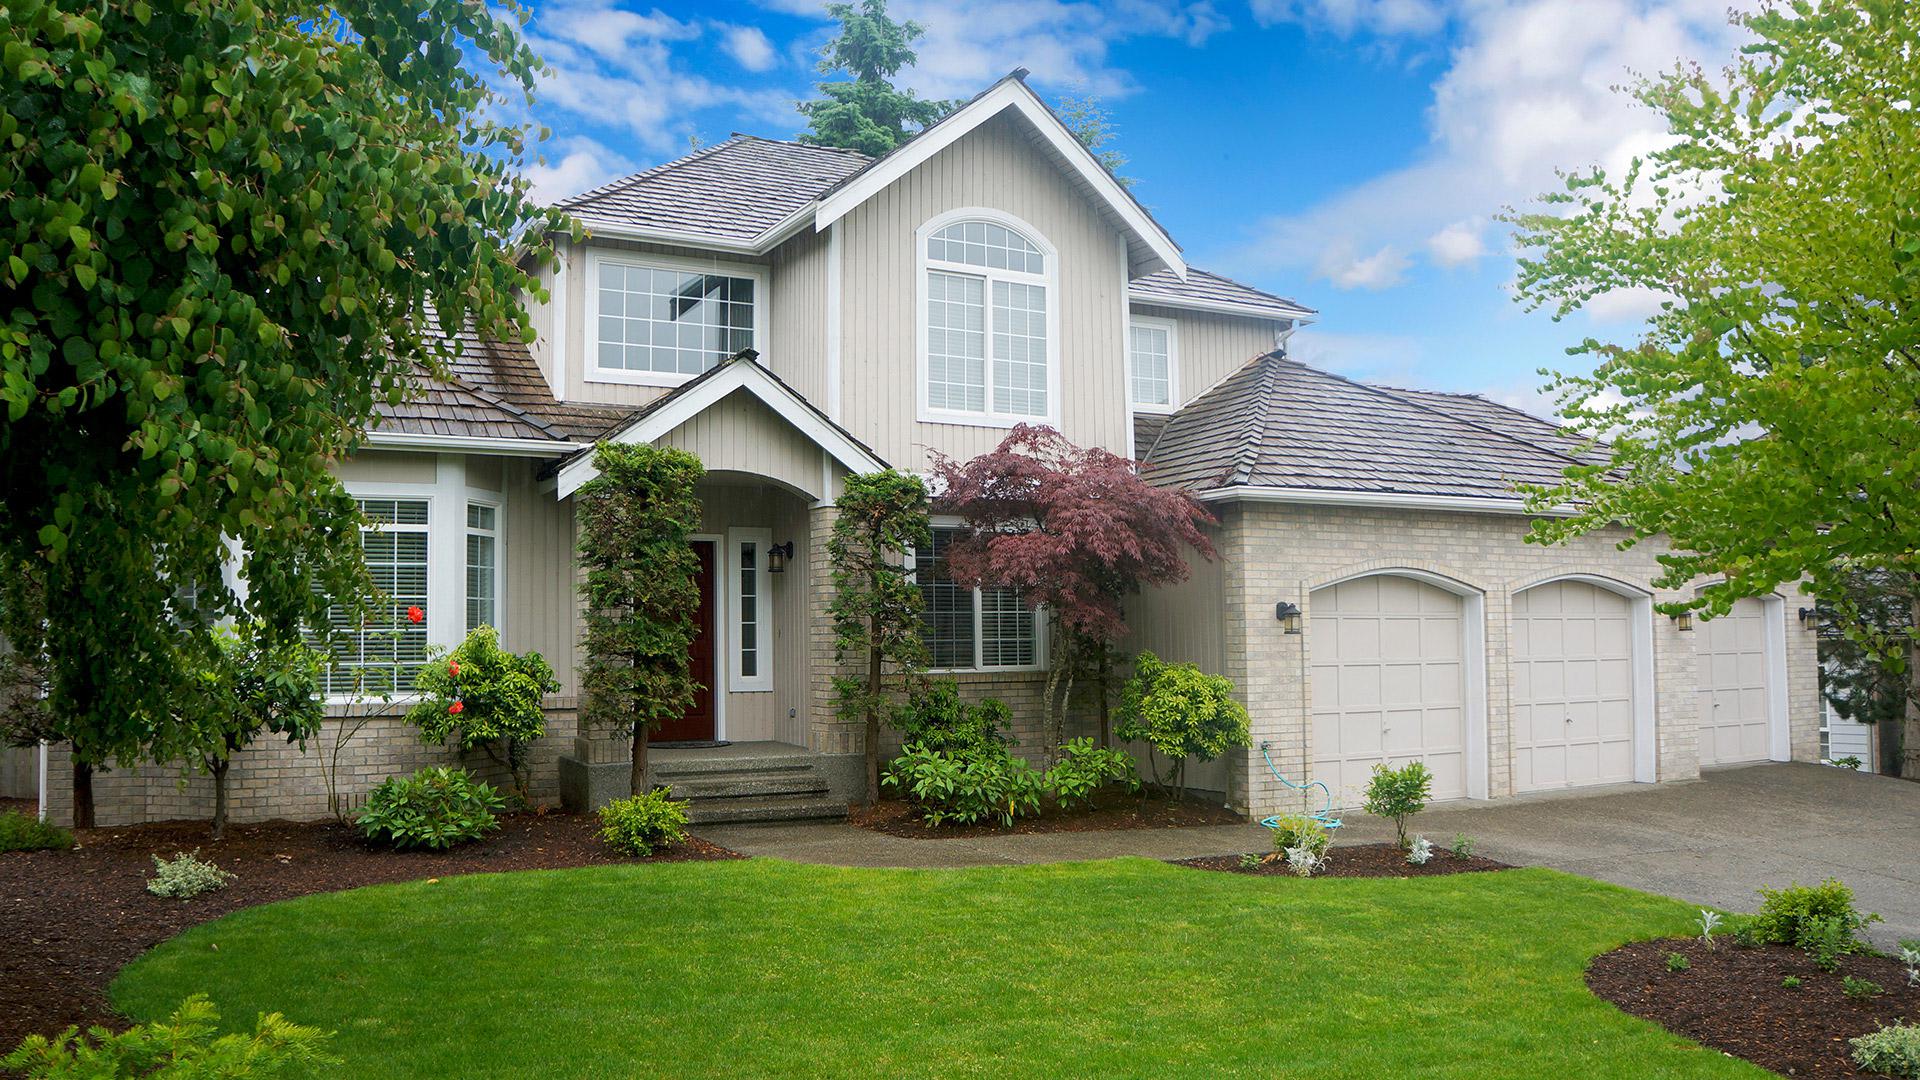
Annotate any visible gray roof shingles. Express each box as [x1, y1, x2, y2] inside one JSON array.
[[555, 136, 872, 243], [1141, 353, 1592, 501], [1130, 267, 1315, 320]]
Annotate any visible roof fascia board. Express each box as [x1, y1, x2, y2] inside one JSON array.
[[570, 202, 819, 259], [1128, 291, 1316, 322], [812, 82, 1187, 280], [364, 431, 584, 457], [553, 363, 887, 498], [1194, 485, 1574, 517]]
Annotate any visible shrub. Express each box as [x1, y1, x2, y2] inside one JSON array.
[[1833, 755, 1863, 770], [146, 851, 235, 899], [1665, 952, 1689, 973], [405, 625, 559, 804], [882, 744, 1045, 827], [1843, 975, 1884, 1000], [1, 994, 335, 1077], [1283, 844, 1325, 878], [1781, 975, 1802, 990], [1450, 833, 1476, 859], [1269, 814, 1331, 860], [356, 767, 504, 850], [1362, 761, 1432, 849], [1044, 738, 1139, 808], [1752, 879, 1879, 946], [1238, 853, 1263, 871], [1697, 909, 1723, 948], [1406, 836, 1434, 866], [598, 789, 690, 857], [1852, 1023, 1920, 1080], [891, 680, 1010, 755], [1115, 652, 1249, 800], [0, 810, 73, 853], [1799, 915, 1865, 973], [1728, 915, 1766, 949]]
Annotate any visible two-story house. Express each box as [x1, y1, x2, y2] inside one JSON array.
[[30, 71, 1821, 828]]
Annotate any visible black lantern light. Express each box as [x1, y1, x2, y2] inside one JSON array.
[[767, 540, 795, 574], [1275, 600, 1302, 634]]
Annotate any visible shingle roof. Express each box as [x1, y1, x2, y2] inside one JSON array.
[[1130, 267, 1316, 321], [1377, 385, 1609, 465], [373, 366, 566, 443], [1141, 352, 1592, 501], [554, 136, 872, 243]]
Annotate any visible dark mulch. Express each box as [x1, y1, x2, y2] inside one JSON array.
[[1177, 842, 1511, 878], [1588, 937, 1920, 1078], [849, 790, 1243, 838], [0, 812, 741, 1051]]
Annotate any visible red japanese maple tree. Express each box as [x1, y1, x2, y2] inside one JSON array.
[[931, 425, 1216, 755]]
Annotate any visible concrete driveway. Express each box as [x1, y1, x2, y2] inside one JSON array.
[[706, 762, 1919, 946]]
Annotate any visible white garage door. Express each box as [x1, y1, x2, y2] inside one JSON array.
[[1513, 581, 1636, 792], [1697, 597, 1772, 765], [1310, 575, 1468, 808]]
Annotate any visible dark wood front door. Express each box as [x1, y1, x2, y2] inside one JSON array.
[[656, 540, 717, 743]]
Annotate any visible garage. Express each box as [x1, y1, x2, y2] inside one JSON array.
[[1512, 580, 1637, 792], [1696, 597, 1775, 765], [1310, 574, 1469, 807]]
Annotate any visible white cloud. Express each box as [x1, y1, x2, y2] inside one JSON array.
[[1426, 218, 1487, 267], [1284, 328, 1425, 383], [524, 136, 636, 206], [719, 24, 779, 72], [1250, 0, 1447, 36], [1582, 285, 1675, 324], [1229, 0, 1753, 291], [1321, 243, 1412, 289]]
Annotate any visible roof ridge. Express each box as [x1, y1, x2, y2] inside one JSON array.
[[552, 136, 750, 209], [726, 133, 875, 159], [1222, 353, 1282, 487]]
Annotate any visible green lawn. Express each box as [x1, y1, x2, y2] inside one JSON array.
[[112, 859, 1765, 1079]]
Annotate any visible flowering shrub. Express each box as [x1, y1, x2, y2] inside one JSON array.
[[405, 626, 558, 803]]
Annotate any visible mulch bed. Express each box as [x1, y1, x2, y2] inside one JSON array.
[[1587, 937, 1920, 1078], [848, 790, 1244, 838], [1177, 843, 1511, 878], [0, 811, 740, 1051]]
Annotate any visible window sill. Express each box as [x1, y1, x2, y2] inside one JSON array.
[[928, 666, 1049, 678], [918, 410, 1057, 430], [585, 366, 706, 389]]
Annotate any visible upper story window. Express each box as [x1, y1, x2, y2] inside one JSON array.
[[589, 252, 762, 387], [465, 503, 500, 633], [1128, 316, 1178, 412], [920, 214, 1056, 426]]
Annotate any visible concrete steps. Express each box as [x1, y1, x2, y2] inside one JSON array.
[[651, 746, 848, 825]]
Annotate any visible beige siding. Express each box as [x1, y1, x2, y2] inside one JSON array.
[[500, 462, 580, 694], [768, 227, 830, 405], [658, 390, 830, 500], [1122, 536, 1232, 793], [334, 449, 435, 486], [838, 111, 1132, 470], [1132, 303, 1283, 409], [696, 483, 813, 745]]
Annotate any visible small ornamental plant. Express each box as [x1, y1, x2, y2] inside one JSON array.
[[357, 767, 505, 850], [1, 995, 337, 1076], [1362, 761, 1432, 849], [1697, 909, 1723, 949], [598, 789, 691, 857], [1850, 1022, 1920, 1080], [1270, 814, 1331, 862], [1405, 836, 1435, 866], [146, 851, 236, 899], [1665, 953, 1689, 973]]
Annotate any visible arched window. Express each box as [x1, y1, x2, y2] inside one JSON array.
[[921, 215, 1054, 422]]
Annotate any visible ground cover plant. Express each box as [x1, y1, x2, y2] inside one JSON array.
[[3, 995, 336, 1078], [146, 851, 235, 900], [0, 809, 72, 853], [112, 860, 1772, 1079]]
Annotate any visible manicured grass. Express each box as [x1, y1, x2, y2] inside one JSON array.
[[112, 860, 1767, 1078]]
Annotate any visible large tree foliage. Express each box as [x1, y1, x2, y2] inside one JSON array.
[[1505, 0, 1920, 778], [0, 0, 571, 822], [171, 621, 326, 838], [827, 469, 931, 805], [798, 0, 952, 156], [932, 425, 1216, 758], [1818, 568, 1911, 776], [576, 443, 705, 796], [1056, 88, 1132, 187]]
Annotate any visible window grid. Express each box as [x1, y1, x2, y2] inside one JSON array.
[[596, 261, 754, 378], [924, 218, 1050, 422], [992, 280, 1048, 417], [916, 527, 1041, 671], [323, 498, 430, 697], [738, 541, 759, 680], [466, 503, 498, 633], [1129, 322, 1172, 408], [926, 271, 986, 413], [926, 220, 1044, 275]]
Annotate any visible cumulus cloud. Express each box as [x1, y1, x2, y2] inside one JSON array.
[[1320, 243, 1412, 290], [1249, 0, 1447, 36], [1229, 0, 1752, 291], [1426, 218, 1487, 267], [1284, 328, 1426, 383], [719, 24, 779, 72], [524, 136, 636, 206]]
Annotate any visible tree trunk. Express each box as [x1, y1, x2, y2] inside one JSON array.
[[210, 758, 230, 840], [630, 720, 650, 796], [71, 755, 94, 830], [865, 636, 882, 806]]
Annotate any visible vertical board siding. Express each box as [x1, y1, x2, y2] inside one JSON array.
[[1122, 538, 1231, 793], [695, 482, 815, 744], [768, 227, 830, 404], [1131, 303, 1284, 408], [657, 391, 826, 500], [839, 111, 1131, 470], [501, 459, 580, 694]]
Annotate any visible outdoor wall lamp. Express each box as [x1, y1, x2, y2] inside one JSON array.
[[1798, 606, 1816, 629], [1671, 611, 1694, 632], [1275, 601, 1303, 634], [767, 541, 795, 574]]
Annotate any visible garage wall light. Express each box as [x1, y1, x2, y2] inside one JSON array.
[[1670, 611, 1694, 632], [1275, 601, 1302, 634]]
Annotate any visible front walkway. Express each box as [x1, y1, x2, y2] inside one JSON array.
[[702, 762, 1920, 945]]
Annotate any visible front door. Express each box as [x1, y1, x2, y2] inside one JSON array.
[[656, 540, 717, 743]]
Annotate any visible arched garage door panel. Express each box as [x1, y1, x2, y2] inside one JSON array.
[[1513, 581, 1635, 792], [1697, 597, 1771, 765], [1310, 575, 1467, 807]]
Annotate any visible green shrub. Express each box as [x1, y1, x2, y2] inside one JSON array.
[[2, 994, 335, 1077], [1752, 879, 1879, 946], [1665, 952, 1689, 973], [1843, 975, 1883, 1000], [1269, 814, 1331, 860], [1852, 1023, 1920, 1080], [356, 767, 504, 850], [1115, 652, 1249, 799], [1044, 738, 1139, 808], [1450, 833, 1476, 859], [598, 789, 690, 856], [1799, 914, 1865, 973], [0, 810, 73, 853], [146, 850, 235, 900], [405, 626, 560, 804], [882, 744, 1045, 827], [1362, 761, 1433, 849], [890, 680, 1012, 755]]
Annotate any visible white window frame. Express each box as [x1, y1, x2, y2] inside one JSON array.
[[1127, 314, 1179, 414], [325, 483, 441, 703], [727, 527, 773, 693], [464, 495, 504, 637], [915, 208, 1061, 429], [907, 520, 1048, 674], [583, 248, 769, 389]]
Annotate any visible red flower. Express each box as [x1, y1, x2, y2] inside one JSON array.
[[449, 699, 464, 715], [406, 605, 424, 624], [448, 660, 461, 678]]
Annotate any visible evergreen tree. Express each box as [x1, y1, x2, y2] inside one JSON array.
[[799, 0, 952, 155]]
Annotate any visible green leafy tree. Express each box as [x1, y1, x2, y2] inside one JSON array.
[[1818, 568, 1911, 776], [171, 622, 326, 839], [1056, 87, 1132, 187], [0, 0, 573, 825], [1504, 1, 1920, 777], [828, 469, 931, 805], [405, 625, 560, 804], [798, 0, 952, 155], [577, 443, 705, 796], [1114, 651, 1249, 802]]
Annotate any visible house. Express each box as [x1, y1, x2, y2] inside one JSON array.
[[31, 71, 1821, 828]]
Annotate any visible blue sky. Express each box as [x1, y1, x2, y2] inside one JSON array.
[[510, 0, 1749, 413]]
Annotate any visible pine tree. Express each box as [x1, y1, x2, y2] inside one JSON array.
[[798, 0, 952, 155]]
